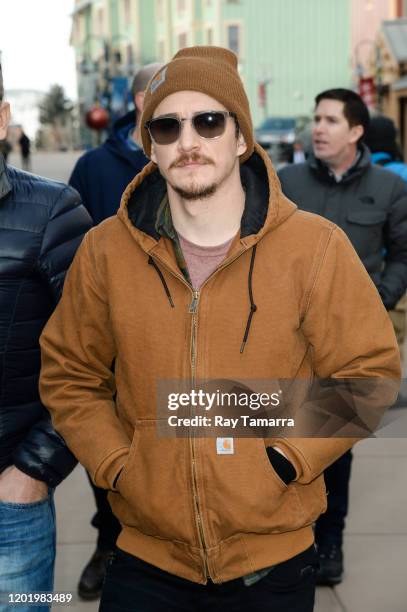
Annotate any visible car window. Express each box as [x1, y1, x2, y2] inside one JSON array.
[[259, 118, 296, 130]]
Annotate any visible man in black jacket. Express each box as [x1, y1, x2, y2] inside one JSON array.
[[0, 66, 92, 601], [278, 88, 407, 586]]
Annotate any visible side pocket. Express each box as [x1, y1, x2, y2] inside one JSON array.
[[294, 474, 327, 525], [115, 429, 139, 492], [258, 441, 289, 491]]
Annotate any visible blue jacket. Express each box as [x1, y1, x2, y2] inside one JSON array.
[[69, 111, 149, 224], [370, 151, 407, 184], [0, 155, 92, 485]]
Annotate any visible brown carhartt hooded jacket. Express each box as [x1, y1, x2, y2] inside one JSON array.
[[40, 144, 400, 584]]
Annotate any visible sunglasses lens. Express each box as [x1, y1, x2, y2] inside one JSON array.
[[149, 117, 180, 144], [193, 112, 226, 138]]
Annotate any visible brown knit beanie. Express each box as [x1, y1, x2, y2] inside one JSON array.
[[141, 46, 254, 163]]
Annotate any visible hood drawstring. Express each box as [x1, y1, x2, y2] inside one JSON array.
[[148, 249, 257, 346], [148, 256, 175, 308], [240, 245, 258, 354]]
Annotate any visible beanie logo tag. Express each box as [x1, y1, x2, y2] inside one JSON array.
[[150, 67, 167, 94]]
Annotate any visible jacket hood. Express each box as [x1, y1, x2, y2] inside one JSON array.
[[308, 143, 371, 184], [104, 111, 148, 169], [117, 144, 297, 252]]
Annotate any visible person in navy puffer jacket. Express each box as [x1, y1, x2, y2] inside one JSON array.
[[0, 63, 92, 607]]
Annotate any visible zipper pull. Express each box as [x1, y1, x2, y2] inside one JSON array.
[[189, 291, 200, 314]]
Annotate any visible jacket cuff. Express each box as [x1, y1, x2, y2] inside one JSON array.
[[266, 446, 296, 484]]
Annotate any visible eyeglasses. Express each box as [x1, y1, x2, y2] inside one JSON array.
[[145, 110, 237, 145]]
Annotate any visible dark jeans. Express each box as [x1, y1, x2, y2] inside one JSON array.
[[86, 471, 121, 552], [315, 449, 353, 547], [99, 545, 317, 612]]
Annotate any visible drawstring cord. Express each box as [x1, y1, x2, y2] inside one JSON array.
[[148, 247, 257, 352], [240, 245, 258, 354], [148, 256, 175, 308]]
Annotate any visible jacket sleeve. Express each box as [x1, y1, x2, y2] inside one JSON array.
[[380, 176, 407, 309], [69, 154, 94, 221], [270, 226, 400, 484], [12, 186, 93, 487], [39, 230, 131, 491]]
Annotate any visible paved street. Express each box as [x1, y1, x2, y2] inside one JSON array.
[[8, 151, 407, 611], [8, 151, 82, 184]]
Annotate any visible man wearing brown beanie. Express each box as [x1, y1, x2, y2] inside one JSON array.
[[40, 47, 399, 611]]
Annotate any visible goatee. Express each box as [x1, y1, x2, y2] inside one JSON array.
[[173, 183, 217, 201]]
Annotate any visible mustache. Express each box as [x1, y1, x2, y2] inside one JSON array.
[[170, 153, 214, 169]]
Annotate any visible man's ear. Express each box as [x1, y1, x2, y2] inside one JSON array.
[[349, 124, 364, 145], [237, 131, 247, 157], [135, 91, 145, 114], [0, 102, 11, 140]]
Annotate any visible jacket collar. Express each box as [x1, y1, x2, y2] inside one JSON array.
[[104, 111, 148, 168], [117, 143, 297, 254], [308, 143, 371, 184], [0, 154, 12, 202]]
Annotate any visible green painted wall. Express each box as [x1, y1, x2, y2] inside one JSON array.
[[139, 0, 157, 63], [109, 0, 120, 40], [220, 0, 352, 127]]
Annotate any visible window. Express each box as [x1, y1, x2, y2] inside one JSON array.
[[178, 32, 188, 49], [96, 8, 104, 35], [123, 0, 131, 24], [126, 44, 134, 66], [157, 0, 164, 20], [227, 24, 240, 56], [158, 40, 165, 61], [177, 0, 186, 12]]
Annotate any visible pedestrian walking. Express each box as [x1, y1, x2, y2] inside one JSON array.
[[40, 50, 399, 612], [278, 89, 407, 586], [0, 64, 92, 608], [18, 128, 31, 171]]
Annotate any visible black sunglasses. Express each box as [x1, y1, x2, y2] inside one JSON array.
[[145, 110, 236, 145]]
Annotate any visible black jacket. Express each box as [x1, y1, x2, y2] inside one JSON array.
[[0, 156, 92, 486], [69, 112, 149, 224], [278, 145, 407, 310]]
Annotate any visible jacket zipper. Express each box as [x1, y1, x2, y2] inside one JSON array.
[[148, 247, 248, 580], [189, 289, 210, 579]]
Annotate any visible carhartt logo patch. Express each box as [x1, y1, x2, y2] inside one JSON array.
[[216, 437, 234, 455], [150, 67, 167, 94]]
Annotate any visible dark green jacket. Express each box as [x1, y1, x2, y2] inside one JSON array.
[[278, 145, 407, 310]]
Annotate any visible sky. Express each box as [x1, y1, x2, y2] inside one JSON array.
[[0, 0, 77, 100]]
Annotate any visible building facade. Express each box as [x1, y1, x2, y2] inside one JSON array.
[[73, 0, 397, 141]]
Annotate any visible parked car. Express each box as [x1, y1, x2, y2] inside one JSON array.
[[254, 117, 297, 149]]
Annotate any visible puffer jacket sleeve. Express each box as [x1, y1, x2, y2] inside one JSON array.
[[37, 185, 93, 302], [69, 154, 93, 221], [12, 185, 93, 487], [380, 176, 407, 309], [270, 226, 401, 484]]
